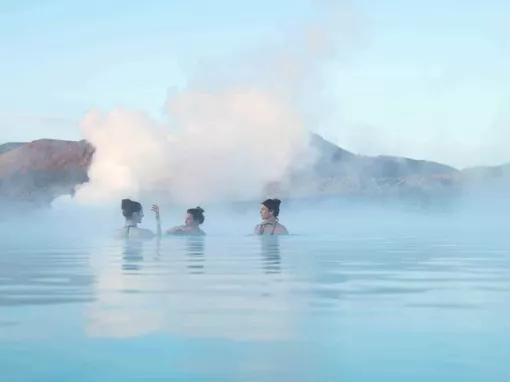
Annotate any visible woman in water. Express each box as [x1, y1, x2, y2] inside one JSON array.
[[254, 199, 288, 235], [120, 199, 161, 239], [154, 206, 206, 236]]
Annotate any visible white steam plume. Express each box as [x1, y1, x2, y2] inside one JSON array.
[[77, 90, 309, 204], [75, 3, 360, 205]]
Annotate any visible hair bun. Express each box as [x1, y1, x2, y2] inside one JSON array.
[[187, 206, 205, 224], [262, 198, 282, 217], [121, 198, 142, 218]]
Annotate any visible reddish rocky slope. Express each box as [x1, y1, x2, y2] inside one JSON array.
[[0, 139, 94, 204]]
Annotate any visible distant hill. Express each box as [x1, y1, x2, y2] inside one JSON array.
[[0, 135, 506, 205], [283, 134, 461, 198], [462, 163, 510, 180], [461, 163, 510, 192], [0, 142, 25, 156]]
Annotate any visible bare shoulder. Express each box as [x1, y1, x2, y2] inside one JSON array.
[[135, 228, 155, 239], [141, 228, 155, 238], [116, 228, 129, 239], [119, 227, 155, 240], [275, 223, 289, 235]]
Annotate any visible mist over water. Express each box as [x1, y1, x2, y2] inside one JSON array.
[[0, 192, 507, 245], [2, 3, 510, 381], [1, 196, 510, 381]]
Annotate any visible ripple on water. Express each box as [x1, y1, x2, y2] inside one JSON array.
[[0, 234, 509, 381]]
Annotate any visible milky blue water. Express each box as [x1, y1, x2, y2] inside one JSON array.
[[1, 219, 509, 381]]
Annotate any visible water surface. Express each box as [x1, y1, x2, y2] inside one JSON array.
[[1, 225, 509, 381]]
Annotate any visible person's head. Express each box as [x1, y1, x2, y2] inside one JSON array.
[[260, 199, 281, 220], [121, 199, 143, 223], [185, 207, 205, 227]]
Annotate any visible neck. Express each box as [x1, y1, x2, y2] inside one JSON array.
[[262, 216, 277, 223], [125, 219, 138, 228]]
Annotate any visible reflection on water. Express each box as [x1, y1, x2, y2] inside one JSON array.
[[260, 236, 281, 274], [0, 247, 95, 306], [1, 232, 510, 381], [85, 237, 297, 341], [122, 240, 144, 272], [185, 237, 205, 274]]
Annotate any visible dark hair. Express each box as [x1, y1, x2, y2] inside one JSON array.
[[121, 199, 142, 218], [187, 207, 205, 224], [262, 199, 281, 217]]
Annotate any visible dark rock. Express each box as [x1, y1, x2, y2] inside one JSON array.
[[0, 139, 94, 205]]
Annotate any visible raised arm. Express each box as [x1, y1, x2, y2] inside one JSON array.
[[151, 204, 162, 238]]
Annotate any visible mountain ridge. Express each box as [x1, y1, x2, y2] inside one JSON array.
[[0, 135, 506, 204]]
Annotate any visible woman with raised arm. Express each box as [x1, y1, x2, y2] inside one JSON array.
[[155, 206, 206, 236], [254, 199, 288, 235], [119, 199, 161, 239]]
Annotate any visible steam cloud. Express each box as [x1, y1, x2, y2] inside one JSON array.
[[75, 3, 360, 205], [77, 90, 310, 204]]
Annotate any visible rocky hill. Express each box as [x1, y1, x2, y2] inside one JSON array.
[[284, 134, 462, 198], [0, 135, 506, 204], [0, 139, 94, 205]]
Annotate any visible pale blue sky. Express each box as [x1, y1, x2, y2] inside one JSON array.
[[1, 0, 509, 167]]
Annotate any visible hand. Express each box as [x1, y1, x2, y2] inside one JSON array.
[[151, 204, 160, 219]]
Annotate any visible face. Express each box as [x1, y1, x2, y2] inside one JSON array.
[[132, 210, 143, 224], [260, 205, 273, 220], [185, 213, 195, 226]]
